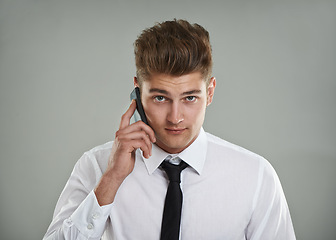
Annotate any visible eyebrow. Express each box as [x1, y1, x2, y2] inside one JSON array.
[[149, 88, 202, 96]]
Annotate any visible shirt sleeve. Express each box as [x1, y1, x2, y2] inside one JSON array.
[[245, 158, 296, 240], [43, 152, 113, 240]]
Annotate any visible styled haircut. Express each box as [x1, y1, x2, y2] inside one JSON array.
[[134, 19, 213, 86]]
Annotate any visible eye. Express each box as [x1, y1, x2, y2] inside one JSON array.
[[154, 96, 166, 102], [185, 96, 197, 102]]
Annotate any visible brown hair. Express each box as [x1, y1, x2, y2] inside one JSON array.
[[134, 19, 212, 86]]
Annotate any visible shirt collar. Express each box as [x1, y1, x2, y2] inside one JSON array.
[[139, 127, 208, 175]]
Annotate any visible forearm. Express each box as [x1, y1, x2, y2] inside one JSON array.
[[94, 170, 124, 206]]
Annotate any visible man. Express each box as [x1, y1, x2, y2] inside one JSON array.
[[44, 19, 296, 239]]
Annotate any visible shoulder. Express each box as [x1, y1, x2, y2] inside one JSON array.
[[204, 131, 273, 171], [84, 141, 113, 158], [205, 132, 262, 159], [75, 141, 113, 176], [204, 131, 280, 189]]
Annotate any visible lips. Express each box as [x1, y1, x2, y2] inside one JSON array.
[[165, 128, 186, 134]]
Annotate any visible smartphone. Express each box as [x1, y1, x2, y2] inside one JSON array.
[[130, 87, 149, 125]]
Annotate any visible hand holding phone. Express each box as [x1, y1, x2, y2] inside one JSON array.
[[95, 99, 155, 206]]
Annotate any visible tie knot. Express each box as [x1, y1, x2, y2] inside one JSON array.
[[161, 160, 188, 183]]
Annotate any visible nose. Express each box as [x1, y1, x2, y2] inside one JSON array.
[[167, 102, 184, 125]]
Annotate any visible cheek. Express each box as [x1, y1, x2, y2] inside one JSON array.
[[143, 103, 165, 124], [184, 104, 207, 123]]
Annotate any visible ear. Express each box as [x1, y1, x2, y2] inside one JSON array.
[[207, 77, 216, 106], [134, 76, 139, 87]]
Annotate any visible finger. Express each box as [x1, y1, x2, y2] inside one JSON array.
[[119, 100, 137, 130], [117, 130, 153, 155], [137, 121, 156, 143], [118, 121, 156, 143], [120, 138, 152, 159], [135, 140, 152, 159]]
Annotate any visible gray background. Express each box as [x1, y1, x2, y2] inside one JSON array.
[[1, 0, 335, 239]]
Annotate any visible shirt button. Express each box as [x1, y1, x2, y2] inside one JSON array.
[[65, 218, 73, 225], [92, 213, 100, 219], [87, 223, 94, 230]]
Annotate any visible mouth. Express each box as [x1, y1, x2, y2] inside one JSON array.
[[165, 128, 187, 135]]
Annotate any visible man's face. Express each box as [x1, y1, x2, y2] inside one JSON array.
[[136, 72, 215, 154]]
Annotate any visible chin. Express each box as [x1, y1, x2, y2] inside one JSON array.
[[156, 137, 193, 154]]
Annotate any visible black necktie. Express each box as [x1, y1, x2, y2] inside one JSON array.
[[160, 160, 188, 240]]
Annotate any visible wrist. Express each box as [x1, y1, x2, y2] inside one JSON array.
[[103, 168, 128, 186]]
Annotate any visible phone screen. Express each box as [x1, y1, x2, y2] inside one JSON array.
[[130, 87, 149, 125]]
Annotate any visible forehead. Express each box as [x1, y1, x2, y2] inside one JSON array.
[[143, 72, 206, 94]]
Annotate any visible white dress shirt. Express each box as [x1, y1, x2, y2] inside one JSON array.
[[43, 128, 296, 240]]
